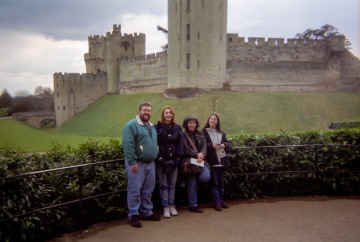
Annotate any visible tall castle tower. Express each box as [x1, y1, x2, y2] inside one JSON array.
[[84, 25, 145, 93], [167, 0, 228, 90]]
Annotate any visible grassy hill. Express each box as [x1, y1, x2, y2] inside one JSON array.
[[1, 92, 359, 152], [56, 92, 360, 136]]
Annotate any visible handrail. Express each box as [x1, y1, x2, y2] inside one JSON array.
[[1, 144, 359, 235]]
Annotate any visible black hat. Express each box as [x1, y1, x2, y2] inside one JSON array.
[[182, 114, 200, 130]]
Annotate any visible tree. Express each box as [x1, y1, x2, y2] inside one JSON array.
[[0, 88, 12, 109], [33, 86, 54, 111], [34, 86, 53, 99], [14, 90, 30, 97], [157, 25, 168, 51], [295, 24, 351, 67]]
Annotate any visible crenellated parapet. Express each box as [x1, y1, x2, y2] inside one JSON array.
[[120, 51, 167, 64], [53, 72, 108, 126], [227, 34, 346, 51]]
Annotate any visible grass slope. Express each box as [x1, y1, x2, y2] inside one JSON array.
[[57, 92, 360, 136], [1, 92, 359, 152]]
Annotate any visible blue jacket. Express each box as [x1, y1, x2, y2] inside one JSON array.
[[122, 115, 158, 166]]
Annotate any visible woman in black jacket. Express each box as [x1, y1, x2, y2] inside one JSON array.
[[182, 114, 211, 213], [202, 113, 231, 211], [155, 106, 184, 218]]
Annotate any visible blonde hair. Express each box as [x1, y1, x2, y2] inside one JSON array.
[[159, 106, 176, 124]]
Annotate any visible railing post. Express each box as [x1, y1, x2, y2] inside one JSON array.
[[78, 166, 84, 236], [314, 145, 320, 195]]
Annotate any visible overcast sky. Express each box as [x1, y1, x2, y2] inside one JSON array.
[[0, 0, 359, 95]]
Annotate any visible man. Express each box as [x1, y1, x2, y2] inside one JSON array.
[[122, 102, 161, 228]]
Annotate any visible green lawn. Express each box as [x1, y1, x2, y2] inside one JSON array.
[[1, 92, 359, 152]]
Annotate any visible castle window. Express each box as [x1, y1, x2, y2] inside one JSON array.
[[57, 106, 59, 110], [121, 41, 131, 51], [198, 60, 200, 68], [186, 53, 190, 69], [186, 24, 190, 40], [219, 3, 222, 9], [198, 32, 200, 39], [202, 0, 204, 8], [57, 83, 59, 88], [63, 106, 66, 111], [57, 92, 59, 97], [186, 0, 190, 10]]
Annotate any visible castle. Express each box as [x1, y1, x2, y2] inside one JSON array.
[[54, 0, 360, 126]]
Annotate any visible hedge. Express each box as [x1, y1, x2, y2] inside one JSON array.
[[0, 129, 359, 241]]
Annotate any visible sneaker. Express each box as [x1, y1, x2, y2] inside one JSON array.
[[215, 203, 222, 211], [189, 206, 204, 213], [221, 200, 229, 209], [130, 215, 142, 228], [169, 206, 178, 216], [143, 213, 161, 221], [163, 207, 170, 218]]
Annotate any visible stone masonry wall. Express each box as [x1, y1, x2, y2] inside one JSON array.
[[119, 51, 168, 94], [225, 34, 352, 92], [53, 72, 108, 126]]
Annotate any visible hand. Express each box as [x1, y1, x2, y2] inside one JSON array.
[[219, 144, 225, 149], [197, 153, 204, 163], [131, 163, 138, 173]]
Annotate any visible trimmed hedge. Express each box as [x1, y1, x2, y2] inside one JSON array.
[[1, 129, 360, 241]]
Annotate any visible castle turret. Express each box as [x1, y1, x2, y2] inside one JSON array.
[[167, 0, 228, 89], [85, 35, 106, 74]]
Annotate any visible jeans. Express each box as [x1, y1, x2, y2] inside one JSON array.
[[187, 164, 211, 208], [157, 165, 178, 207], [210, 167, 225, 204], [125, 160, 155, 219]]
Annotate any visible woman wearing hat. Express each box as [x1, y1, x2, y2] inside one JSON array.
[[182, 114, 211, 213]]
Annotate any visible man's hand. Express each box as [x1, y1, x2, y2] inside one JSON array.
[[131, 163, 138, 172]]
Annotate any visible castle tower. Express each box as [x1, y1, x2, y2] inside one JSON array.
[[167, 0, 228, 89], [105, 25, 123, 93], [84, 25, 146, 94], [84, 35, 106, 74]]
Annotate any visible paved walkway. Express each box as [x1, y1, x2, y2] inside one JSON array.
[[51, 196, 360, 242]]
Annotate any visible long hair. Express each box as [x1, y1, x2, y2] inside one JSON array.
[[159, 106, 176, 124], [203, 113, 223, 132]]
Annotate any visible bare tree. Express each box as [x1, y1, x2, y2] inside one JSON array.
[[157, 25, 168, 51]]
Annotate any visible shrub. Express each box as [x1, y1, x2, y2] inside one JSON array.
[[0, 129, 359, 241]]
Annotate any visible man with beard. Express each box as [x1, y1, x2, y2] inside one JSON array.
[[122, 102, 160, 228]]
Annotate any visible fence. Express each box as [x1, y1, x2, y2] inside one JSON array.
[[1, 144, 359, 235]]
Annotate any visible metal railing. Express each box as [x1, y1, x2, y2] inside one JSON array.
[[1, 144, 359, 235], [0, 158, 126, 234]]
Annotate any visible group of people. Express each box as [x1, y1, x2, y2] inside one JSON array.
[[122, 102, 232, 228]]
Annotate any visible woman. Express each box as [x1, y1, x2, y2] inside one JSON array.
[[202, 113, 231, 211], [182, 114, 211, 213], [155, 106, 184, 218]]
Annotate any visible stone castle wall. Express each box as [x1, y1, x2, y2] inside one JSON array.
[[53, 72, 108, 126], [54, 34, 360, 126], [225, 34, 360, 92], [119, 51, 168, 94]]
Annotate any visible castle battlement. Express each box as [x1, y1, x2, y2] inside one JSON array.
[[88, 35, 105, 41], [53, 72, 107, 81], [227, 34, 346, 50], [120, 51, 167, 64]]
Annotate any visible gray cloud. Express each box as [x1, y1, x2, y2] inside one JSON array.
[[0, 0, 166, 40], [0, 0, 359, 95]]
